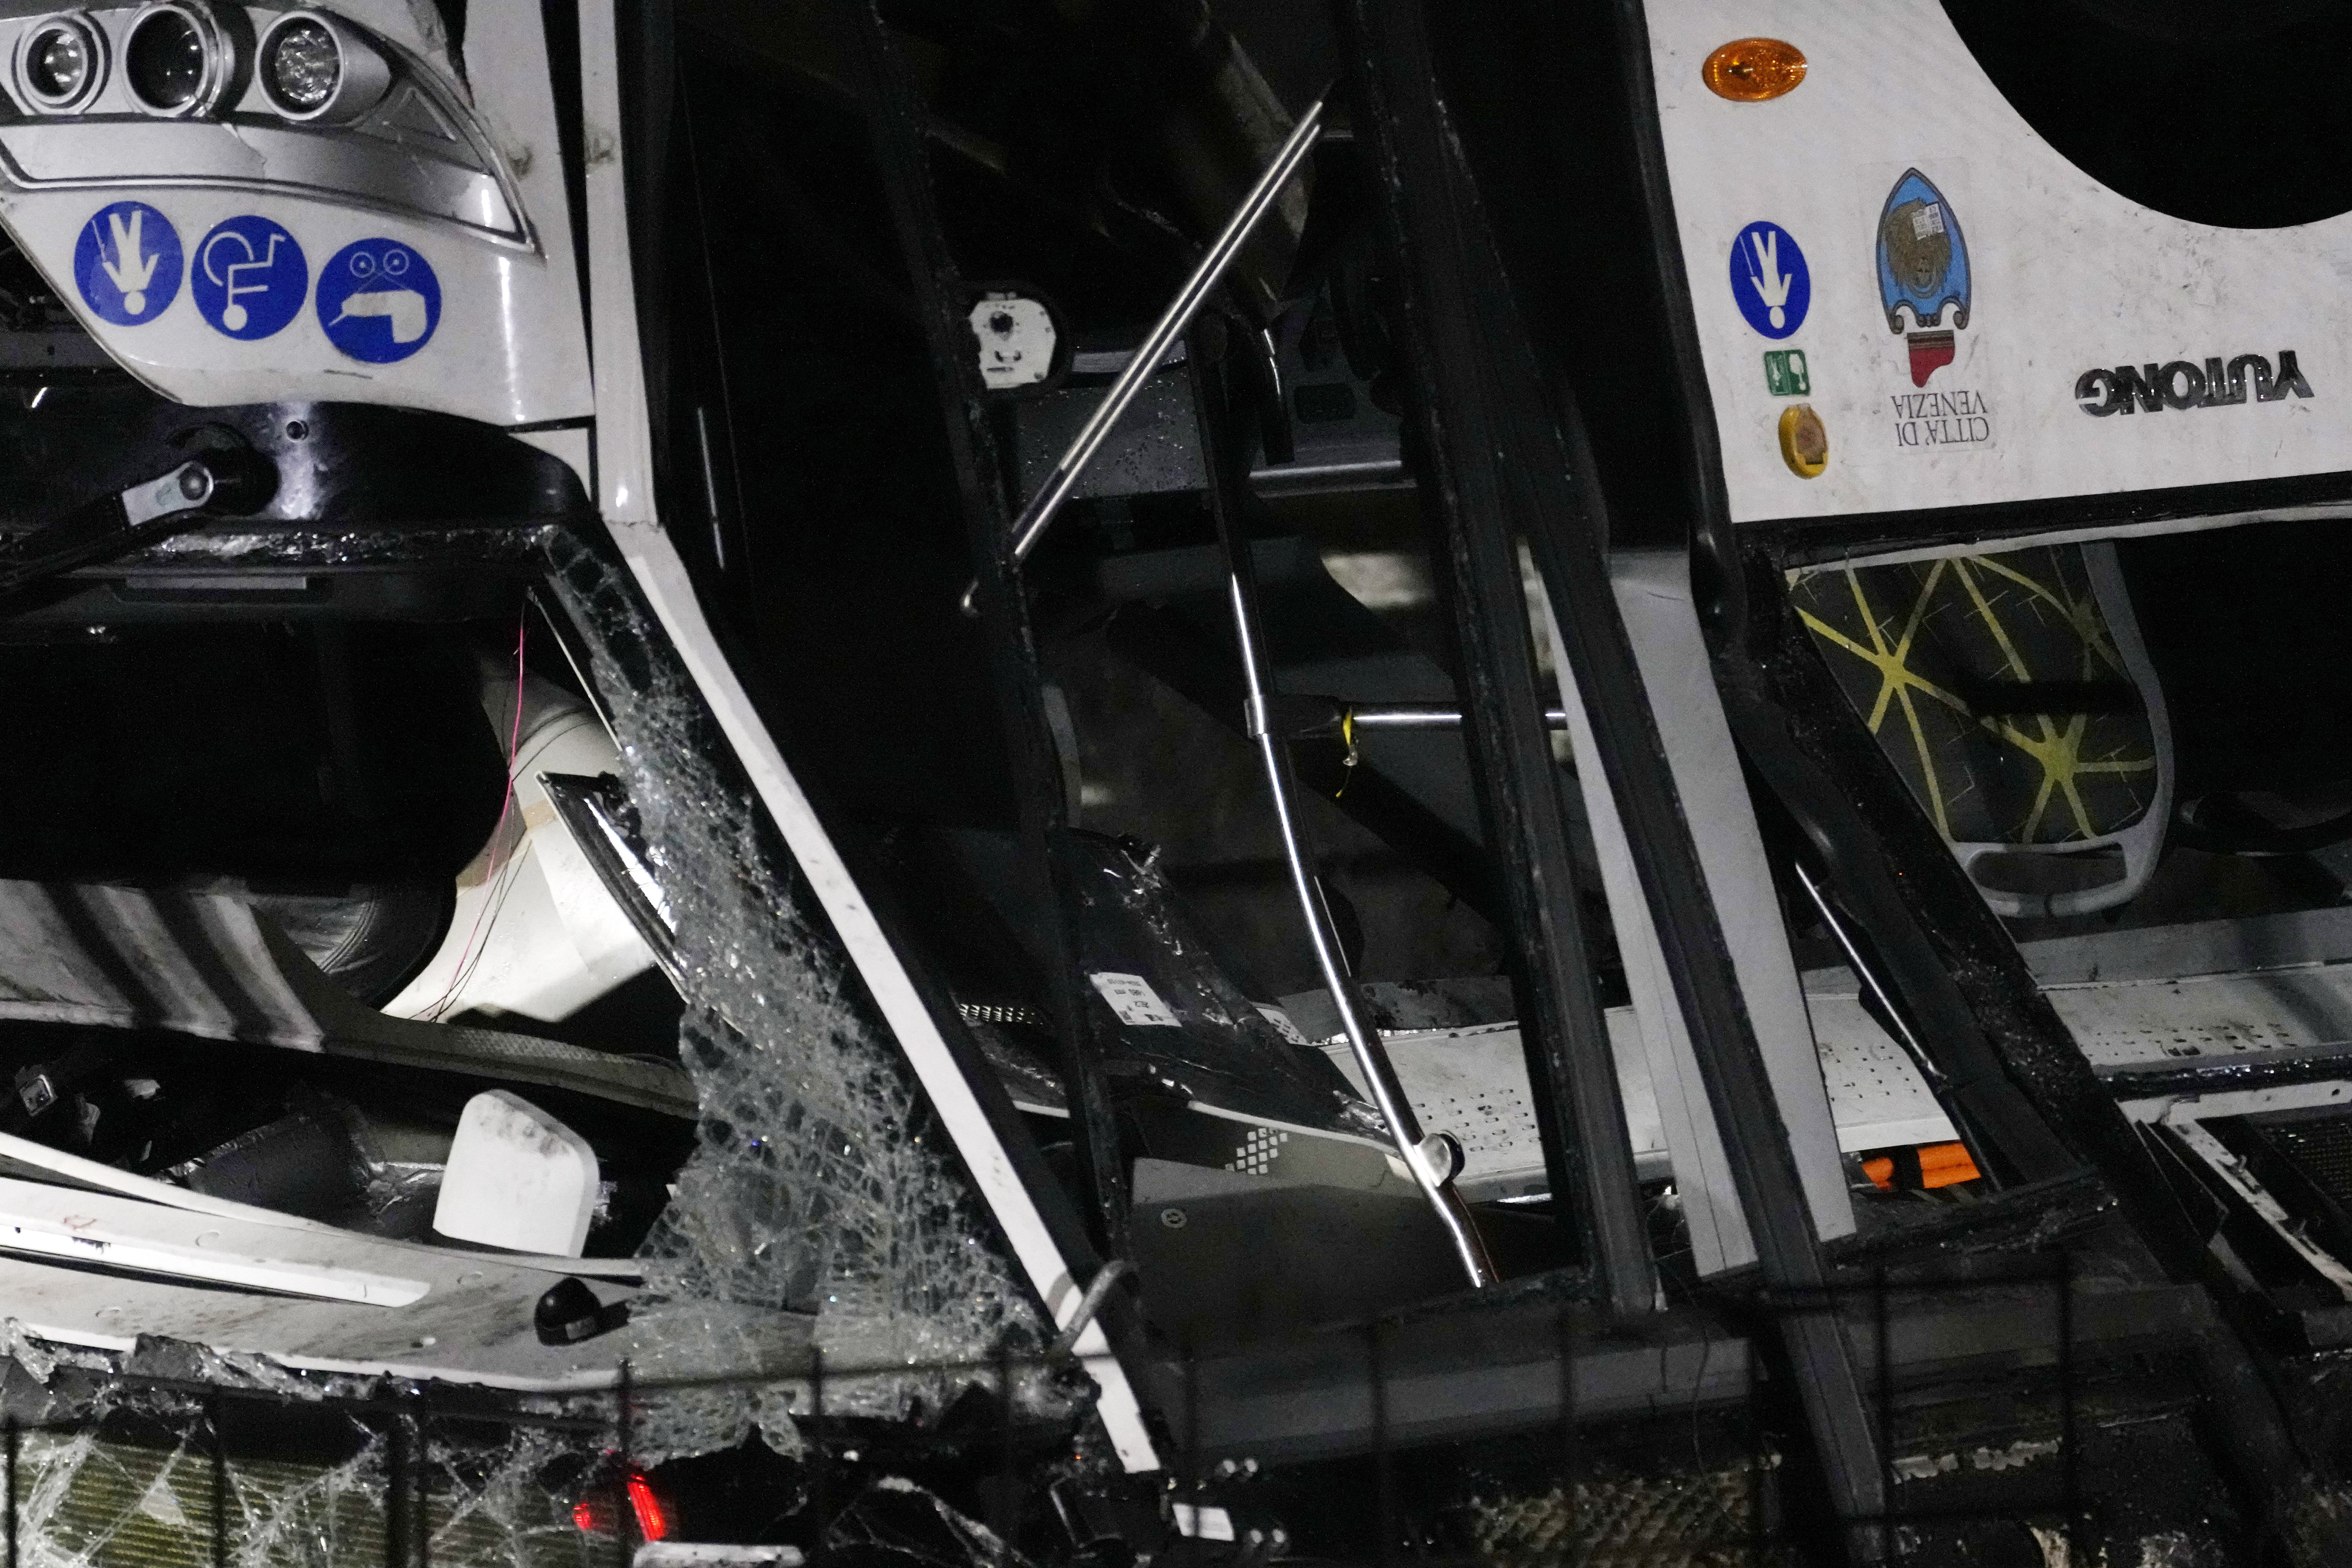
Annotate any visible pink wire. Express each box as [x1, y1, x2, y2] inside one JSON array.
[[427, 613, 529, 1020]]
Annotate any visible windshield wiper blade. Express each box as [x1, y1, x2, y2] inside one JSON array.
[[0, 438, 274, 603]]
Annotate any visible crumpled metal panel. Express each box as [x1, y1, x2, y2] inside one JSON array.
[[914, 821, 1388, 1142], [1065, 832, 1384, 1138]]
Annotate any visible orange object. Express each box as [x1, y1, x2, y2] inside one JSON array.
[[1863, 1142, 1982, 1191], [1702, 38, 1808, 103]]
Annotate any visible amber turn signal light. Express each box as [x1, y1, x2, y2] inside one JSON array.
[[1703, 37, 1806, 102]]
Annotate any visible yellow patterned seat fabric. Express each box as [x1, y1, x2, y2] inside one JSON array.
[[1789, 546, 2160, 850]]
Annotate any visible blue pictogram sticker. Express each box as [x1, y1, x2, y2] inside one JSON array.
[[73, 201, 182, 326], [316, 238, 439, 363], [192, 216, 307, 340], [1729, 220, 1809, 340]]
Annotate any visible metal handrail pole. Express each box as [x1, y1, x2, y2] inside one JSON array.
[[1225, 570, 1497, 1288], [1343, 704, 1569, 731], [1181, 310, 1494, 1287], [959, 98, 1327, 614]]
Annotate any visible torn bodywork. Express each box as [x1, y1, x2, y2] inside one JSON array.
[[1, 0, 2352, 1564]]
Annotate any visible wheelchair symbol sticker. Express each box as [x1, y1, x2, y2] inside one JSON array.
[[192, 216, 306, 340], [73, 201, 181, 326], [316, 239, 440, 363]]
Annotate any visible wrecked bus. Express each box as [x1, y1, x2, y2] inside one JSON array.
[[0, 0, 2349, 1564]]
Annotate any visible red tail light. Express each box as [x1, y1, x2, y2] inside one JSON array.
[[627, 1474, 673, 1541], [574, 1473, 672, 1541]]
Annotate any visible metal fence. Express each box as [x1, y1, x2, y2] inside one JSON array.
[[0, 1250, 2098, 1568]]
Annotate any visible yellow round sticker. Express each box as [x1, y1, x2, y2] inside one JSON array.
[[1778, 403, 1828, 478]]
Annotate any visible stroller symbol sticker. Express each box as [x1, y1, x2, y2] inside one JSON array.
[[73, 201, 182, 326], [316, 239, 440, 363], [193, 216, 306, 339]]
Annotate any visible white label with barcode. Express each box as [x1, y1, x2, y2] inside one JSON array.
[[1089, 972, 1180, 1028]]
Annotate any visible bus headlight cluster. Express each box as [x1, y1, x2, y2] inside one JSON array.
[[14, 13, 104, 112], [10, 4, 392, 123], [258, 9, 386, 123], [123, 2, 228, 117]]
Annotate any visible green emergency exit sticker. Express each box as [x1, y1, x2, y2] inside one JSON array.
[[1764, 349, 1810, 396]]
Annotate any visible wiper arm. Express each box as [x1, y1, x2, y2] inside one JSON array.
[[0, 439, 273, 603]]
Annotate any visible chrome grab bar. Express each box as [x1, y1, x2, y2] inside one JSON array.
[[960, 98, 1327, 616], [1226, 572, 1499, 1289], [1287, 702, 1570, 733]]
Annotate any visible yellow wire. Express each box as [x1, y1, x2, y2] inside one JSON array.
[[1335, 707, 1358, 799]]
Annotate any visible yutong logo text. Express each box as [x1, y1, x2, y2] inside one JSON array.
[[2076, 352, 2313, 415]]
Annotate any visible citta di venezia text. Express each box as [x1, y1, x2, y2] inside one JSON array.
[[1891, 388, 1991, 447]]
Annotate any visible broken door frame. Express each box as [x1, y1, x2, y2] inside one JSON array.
[[575, 0, 1160, 1473]]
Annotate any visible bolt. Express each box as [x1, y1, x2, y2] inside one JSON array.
[[1160, 1208, 1187, 1230]]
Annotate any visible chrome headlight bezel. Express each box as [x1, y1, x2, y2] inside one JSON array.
[[121, 0, 234, 119], [0, 4, 534, 246], [12, 11, 107, 115], [256, 7, 384, 124]]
